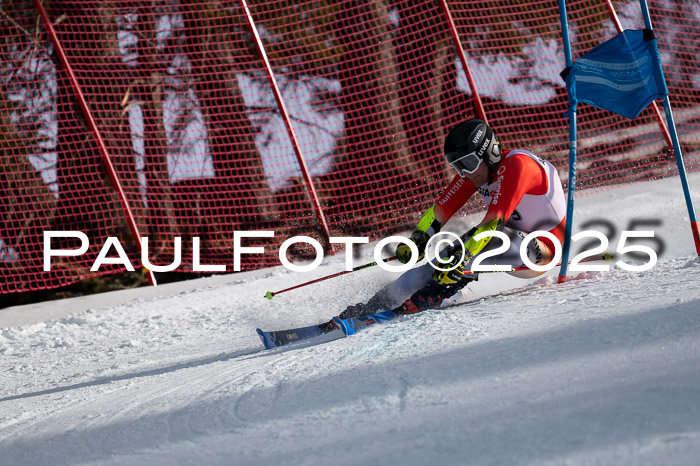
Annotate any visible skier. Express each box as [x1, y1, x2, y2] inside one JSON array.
[[337, 118, 567, 320]]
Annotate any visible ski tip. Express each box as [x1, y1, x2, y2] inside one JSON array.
[[264, 291, 275, 300], [603, 252, 613, 261], [256, 328, 272, 349]]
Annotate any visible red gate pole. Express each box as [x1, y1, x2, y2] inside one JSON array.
[[34, 0, 157, 286], [238, 0, 334, 252], [438, 0, 489, 124], [604, 0, 674, 149]]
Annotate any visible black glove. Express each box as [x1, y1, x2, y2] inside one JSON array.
[[396, 230, 429, 264]]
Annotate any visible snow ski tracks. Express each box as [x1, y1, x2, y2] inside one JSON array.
[[0, 343, 306, 464]]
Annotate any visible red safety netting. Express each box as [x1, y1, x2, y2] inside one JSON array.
[[1, 0, 699, 294]]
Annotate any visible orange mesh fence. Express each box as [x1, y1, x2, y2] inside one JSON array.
[[1, 0, 699, 294], [1, 0, 132, 292]]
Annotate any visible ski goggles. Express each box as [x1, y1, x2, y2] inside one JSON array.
[[446, 150, 483, 176]]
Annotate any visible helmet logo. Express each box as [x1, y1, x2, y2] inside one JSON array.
[[472, 129, 483, 144], [477, 137, 490, 157]]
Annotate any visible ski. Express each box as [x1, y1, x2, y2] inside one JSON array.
[[257, 310, 398, 349], [256, 323, 341, 350]]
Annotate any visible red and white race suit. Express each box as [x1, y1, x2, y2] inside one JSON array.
[[434, 148, 567, 253]]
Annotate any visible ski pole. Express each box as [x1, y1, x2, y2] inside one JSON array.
[[264, 252, 612, 300], [463, 252, 612, 276], [265, 256, 398, 300]]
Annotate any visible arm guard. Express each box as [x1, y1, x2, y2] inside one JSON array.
[[416, 205, 442, 236], [462, 217, 505, 261], [396, 205, 442, 264]]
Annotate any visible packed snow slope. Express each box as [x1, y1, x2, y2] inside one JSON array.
[[2, 174, 700, 466]]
